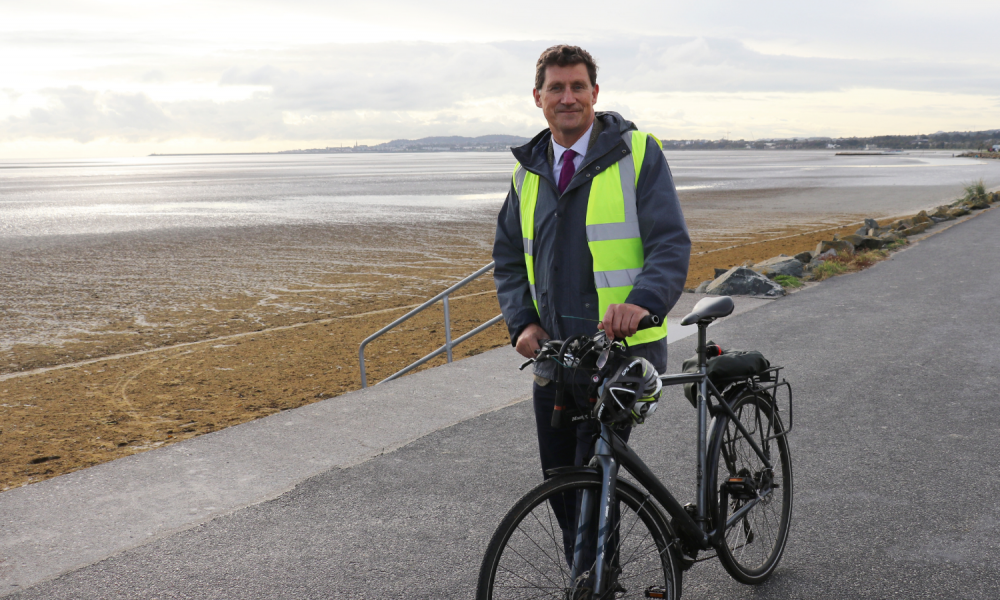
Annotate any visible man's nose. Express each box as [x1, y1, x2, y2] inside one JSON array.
[[559, 88, 576, 105]]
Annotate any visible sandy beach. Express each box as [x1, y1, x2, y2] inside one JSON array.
[[2, 150, 999, 490]]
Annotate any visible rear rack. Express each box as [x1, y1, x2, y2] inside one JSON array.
[[755, 366, 793, 440], [715, 366, 793, 440]]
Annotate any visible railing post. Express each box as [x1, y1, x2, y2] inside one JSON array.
[[359, 346, 369, 388], [358, 261, 497, 386], [443, 295, 453, 363]]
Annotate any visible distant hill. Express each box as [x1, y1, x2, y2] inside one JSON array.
[[375, 135, 531, 150], [277, 134, 531, 154], [266, 128, 1000, 156]]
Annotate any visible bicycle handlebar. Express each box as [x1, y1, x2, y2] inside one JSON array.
[[518, 313, 662, 371], [515, 313, 664, 428]]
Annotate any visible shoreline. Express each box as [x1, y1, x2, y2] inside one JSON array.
[[1, 190, 995, 491]]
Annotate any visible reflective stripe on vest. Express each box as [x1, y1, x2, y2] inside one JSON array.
[[513, 130, 667, 345]]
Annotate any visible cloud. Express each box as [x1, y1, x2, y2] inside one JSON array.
[[3, 87, 174, 143], [591, 37, 1000, 95], [0, 86, 540, 143], [3, 37, 999, 146]]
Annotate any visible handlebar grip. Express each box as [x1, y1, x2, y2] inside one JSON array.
[[636, 314, 661, 331]]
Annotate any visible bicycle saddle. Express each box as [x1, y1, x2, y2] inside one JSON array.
[[680, 296, 735, 326]]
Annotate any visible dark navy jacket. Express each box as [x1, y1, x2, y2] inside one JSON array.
[[493, 111, 691, 380]]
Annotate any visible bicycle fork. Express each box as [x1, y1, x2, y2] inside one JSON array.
[[571, 425, 619, 595]]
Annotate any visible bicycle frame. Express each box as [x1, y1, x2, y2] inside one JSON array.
[[568, 321, 778, 593]]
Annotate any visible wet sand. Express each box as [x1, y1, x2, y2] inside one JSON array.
[[0, 207, 877, 490], [6, 149, 995, 490]]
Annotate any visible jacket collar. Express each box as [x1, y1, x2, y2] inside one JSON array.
[[511, 111, 638, 186]]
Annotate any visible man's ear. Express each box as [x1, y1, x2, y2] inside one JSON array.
[[592, 83, 599, 105], [533, 88, 542, 108]]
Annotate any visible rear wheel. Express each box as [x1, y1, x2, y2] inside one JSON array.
[[709, 386, 792, 584], [477, 472, 681, 599]]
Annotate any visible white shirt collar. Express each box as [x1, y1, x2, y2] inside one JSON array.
[[553, 120, 594, 169]]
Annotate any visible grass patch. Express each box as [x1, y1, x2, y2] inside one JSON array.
[[884, 238, 909, 251], [811, 260, 848, 281], [963, 178, 988, 202], [810, 243, 909, 281], [774, 275, 804, 288], [851, 249, 888, 269]]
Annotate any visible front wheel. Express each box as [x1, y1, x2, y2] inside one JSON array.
[[477, 472, 681, 599], [709, 386, 793, 584]]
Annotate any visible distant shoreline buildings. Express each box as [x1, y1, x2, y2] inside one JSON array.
[[150, 129, 1000, 157]]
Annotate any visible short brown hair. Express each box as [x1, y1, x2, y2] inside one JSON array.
[[534, 45, 598, 90]]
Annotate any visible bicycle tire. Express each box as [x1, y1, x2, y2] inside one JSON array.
[[477, 472, 681, 600], [709, 385, 792, 584]]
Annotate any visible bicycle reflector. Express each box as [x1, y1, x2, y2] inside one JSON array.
[[594, 357, 663, 426]]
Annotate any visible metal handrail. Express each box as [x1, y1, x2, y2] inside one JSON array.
[[358, 262, 503, 388]]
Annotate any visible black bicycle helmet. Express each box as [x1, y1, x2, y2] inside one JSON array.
[[593, 356, 663, 425]]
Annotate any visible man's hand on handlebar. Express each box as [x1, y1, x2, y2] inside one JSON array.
[[598, 304, 651, 341], [515, 323, 549, 359]]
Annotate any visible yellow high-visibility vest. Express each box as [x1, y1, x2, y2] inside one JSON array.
[[512, 130, 667, 345]]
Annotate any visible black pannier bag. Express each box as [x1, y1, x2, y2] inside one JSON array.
[[681, 342, 770, 407]]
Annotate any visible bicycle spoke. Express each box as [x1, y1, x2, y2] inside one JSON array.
[[712, 390, 791, 582], [526, 504, 570, 580], [499, 538, 566, 591], [496, 562, 565, 597]]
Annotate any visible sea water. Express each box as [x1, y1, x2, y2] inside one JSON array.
[[1, 150, 998, 352]]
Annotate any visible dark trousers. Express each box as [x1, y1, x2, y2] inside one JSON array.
[[532, 381, 632, 567]]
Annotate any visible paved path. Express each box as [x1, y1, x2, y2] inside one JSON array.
[[3, 206, 1000, 598]]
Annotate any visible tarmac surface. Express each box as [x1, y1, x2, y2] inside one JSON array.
[[3, 206, 1000, 598]]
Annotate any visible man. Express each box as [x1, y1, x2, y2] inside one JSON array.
[[493, 44, 691, 479]]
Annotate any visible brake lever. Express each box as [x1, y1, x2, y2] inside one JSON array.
[[521, 339, 555, 371], [596, 345, 611, 369]]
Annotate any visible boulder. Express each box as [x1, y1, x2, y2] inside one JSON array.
[[878, 231, 903, 243], [714, 268, 729, 278], [947, 206, 969, 218], [839, 234, 883, 250], [931, 205, 952, 218], [840, 234, 865, 247], [990, 192, 999, 203], [752, 256, 805, 278], [695, 280, 712, 293], [864, 218, 880, 231], [706, 267, 785, 297], [856, 236, 886, 250], [912, 211, 933, 225], [815, 240, 854, 256], [793, 251, 812, 264], [900, 222, 931, 236], [964, 198, 990, 210]]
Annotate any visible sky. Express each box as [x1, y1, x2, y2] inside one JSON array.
[[2, 0, 1000, 158]]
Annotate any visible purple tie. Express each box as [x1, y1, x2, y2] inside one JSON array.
[[558, 149, 577, 195]]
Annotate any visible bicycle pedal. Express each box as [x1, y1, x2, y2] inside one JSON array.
[[721, 477, 757, 501], [645, 586, 668, 598]]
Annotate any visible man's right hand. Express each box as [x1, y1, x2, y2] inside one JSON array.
[[515, 323, 549, 359]]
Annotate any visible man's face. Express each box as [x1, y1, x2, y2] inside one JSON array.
[[533, 63, 599, 144]]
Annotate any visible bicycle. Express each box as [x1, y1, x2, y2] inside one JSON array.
[[477, 295, 793, 599]]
